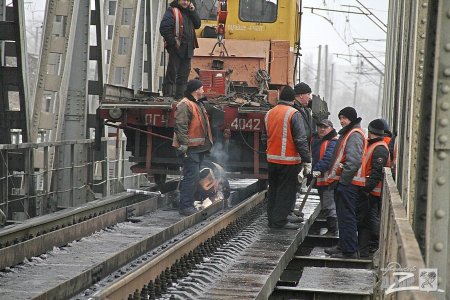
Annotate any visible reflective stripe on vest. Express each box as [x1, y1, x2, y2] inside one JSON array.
[[265, 105, 301, 164], [363, 140, 389, 196], [172, 98, 213, 148], [172, 7, 183, 48], [315, 138, 337, 186], [328, 127, 366, 186]]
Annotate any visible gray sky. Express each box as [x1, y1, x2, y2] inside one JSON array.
[[300, 0, 388, 125]]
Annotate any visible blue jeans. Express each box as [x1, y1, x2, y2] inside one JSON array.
[[179, 153, 204, 210]]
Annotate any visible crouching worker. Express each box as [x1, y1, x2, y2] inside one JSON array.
[[173, 79, 213, 216], [310, 119, 338, 235], [194, 163, 231, 209]]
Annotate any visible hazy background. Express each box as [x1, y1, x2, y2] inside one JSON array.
[[300, 0, 388, 128]]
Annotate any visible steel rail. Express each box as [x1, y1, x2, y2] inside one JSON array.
[[90, 190, 267, 300], [0, 191, 159, 269]]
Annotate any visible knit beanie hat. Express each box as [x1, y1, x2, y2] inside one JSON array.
[[368, 119, 385, 135], [378, 118, 392, 135], [279, 86, 296, 102], [294, 82, 312, 95], [338, 106, 358, 123], [186, 79, 203, 94]]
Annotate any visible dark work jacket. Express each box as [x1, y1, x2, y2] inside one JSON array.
[[363, 136, 390, 194], [331, 119, 365, 185], [311, 129, 338, 173], [174, 94, 212, 154], [293, 101, 313, 143], [160, 1, 201, 58]]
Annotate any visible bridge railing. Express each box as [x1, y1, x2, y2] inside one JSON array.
[[0, 138, 148, 224], [376, 168, 435, 300]]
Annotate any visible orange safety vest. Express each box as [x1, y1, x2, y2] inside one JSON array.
[[383, 136, 391, 146], [265, 105, 301, 165], [363, 140, 390, 196], [170, 7, 183, 48], [328, 127, 367, 186], [172, 98, 213, 148], [165, 7, 198, 49], [314, 137, 338, 186]]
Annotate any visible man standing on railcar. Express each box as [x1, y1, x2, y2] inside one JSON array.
[[173, 79, 213, 216], [357, 119, 390, 257], [310, 119, 338, 235], [325, 107, 366, 259], [265, 86, 312, 230], [160, 0, 201, 98]]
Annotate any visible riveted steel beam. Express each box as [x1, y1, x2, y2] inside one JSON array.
[[0, 0, 29, 144], [424, 0, 450, 296], [32, 0, 106, 208], [107, 0, 143, 89], [144, 0, 166, 91]]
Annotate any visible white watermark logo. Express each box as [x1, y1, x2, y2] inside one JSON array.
[[381, 263, 443, 295]]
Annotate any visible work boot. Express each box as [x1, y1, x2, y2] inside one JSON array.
[[331, 251, 359, 259], [291, 210, 304, 218], [324, 245, 341, 255], [282, 222, 301, 230], [179, 207, 197, 216], [287, 214, 304, 223], [326, 217, 338, 235]]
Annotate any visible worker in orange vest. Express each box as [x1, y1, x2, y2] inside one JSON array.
[[310, 119, 338, 235], [324, 107, 366, 259], [160, 0, 201, 97], [265, 86, 312, 230], [357, 119, 390, 257], [173, 79, 213, 216]]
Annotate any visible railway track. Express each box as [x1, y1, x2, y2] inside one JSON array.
[[0, 179, 263, 299], [1, 180, 375, 300]]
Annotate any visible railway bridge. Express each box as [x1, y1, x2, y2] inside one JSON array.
[[0, 1, 449, 299]]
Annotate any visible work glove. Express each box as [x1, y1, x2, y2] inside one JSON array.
[[303, 162, 312, 175], [312, 171, 321, 178], [177, 145, 188, 154], [298, 169, 304, 183]]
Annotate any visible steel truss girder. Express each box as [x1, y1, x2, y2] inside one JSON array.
[[0, 0, 29, 144], [107, 0, 145, 89], [32, 0, 105, 208], [424, 0, 450, 296]]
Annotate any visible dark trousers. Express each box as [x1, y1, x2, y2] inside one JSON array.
[[163, 52, 191, 96], [267, 163, 301, 228], [357, 193, 381, 255], [179, 153, 204, 210], [335, 183, 359, 253]]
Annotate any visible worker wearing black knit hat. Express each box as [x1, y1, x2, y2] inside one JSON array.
[[293, 82, 313, 148], [357, 118, 389, 258], [184, 79, 203, 95], [173, 79, 213, 216], [265, 85, 311, 230], [338, 106, 360, 123], [279, 85, 296, 102], [325, 106, 366, 259], [368, 119, 385, 135]]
